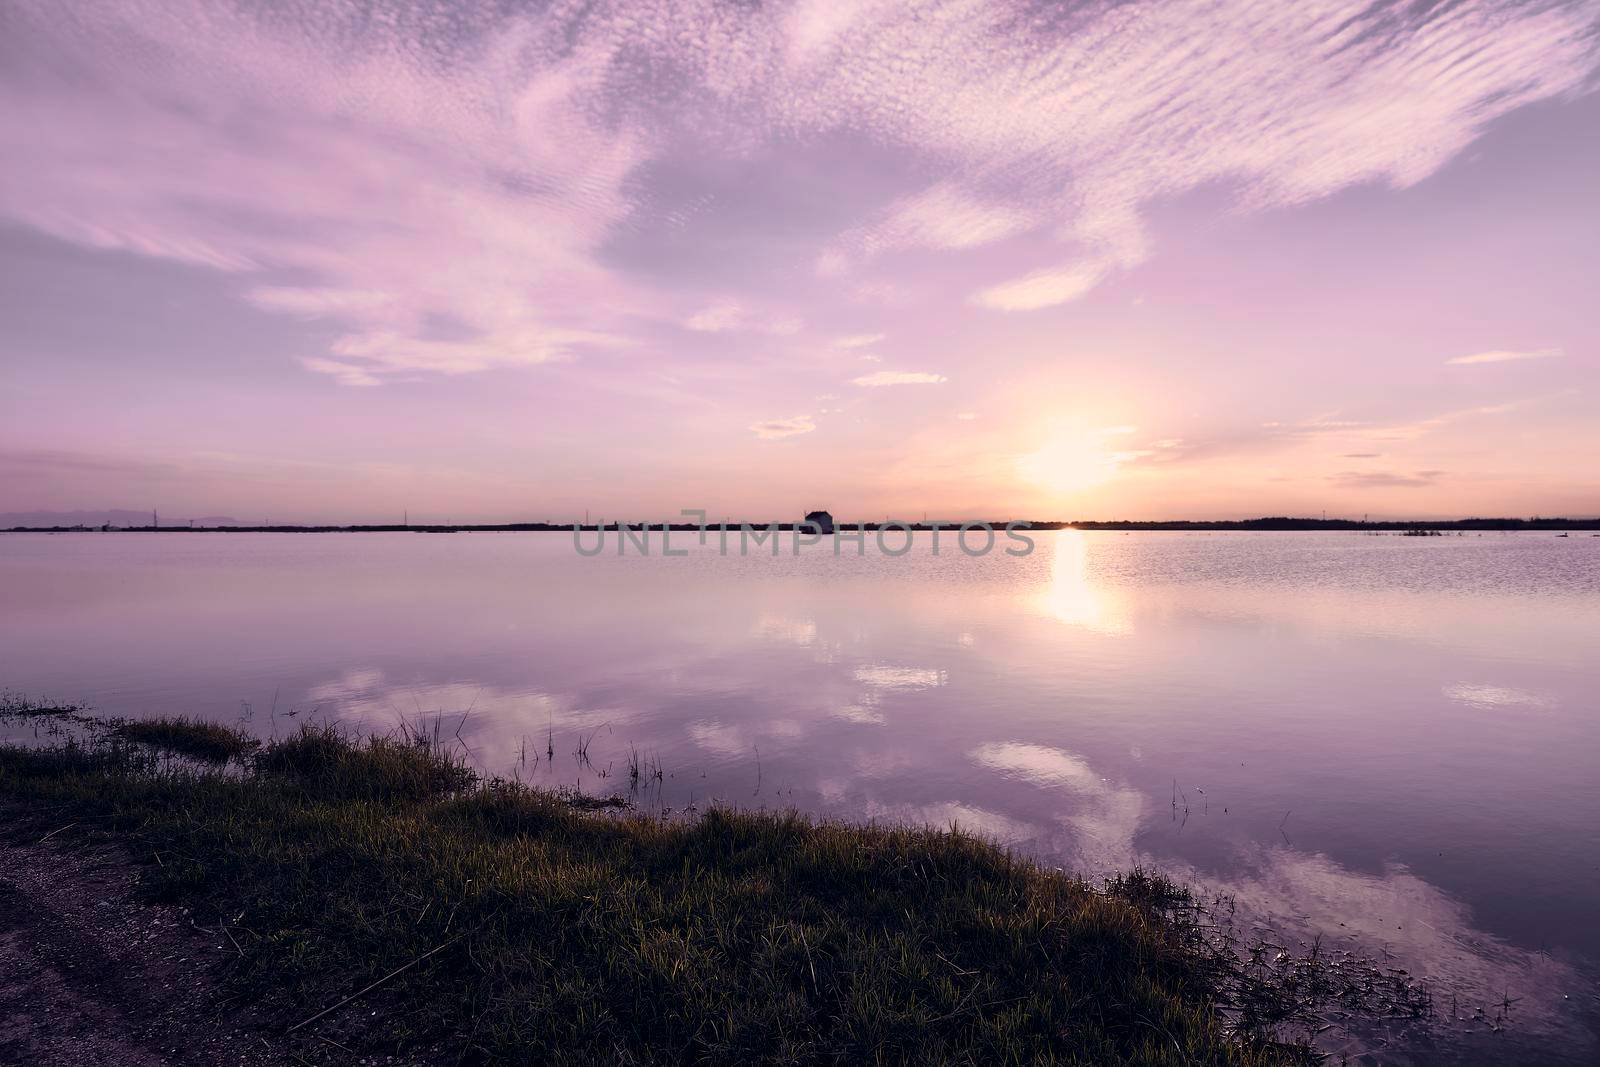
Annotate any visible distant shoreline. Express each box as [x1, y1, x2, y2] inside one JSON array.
[[5, 517, 1599, 534]]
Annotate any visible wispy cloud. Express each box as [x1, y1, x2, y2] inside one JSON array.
[[750, 415, 816, 439], [685, 302, 746, 333], [770, 0, 1600, 307], [1445, 347, 1564, 365], [686, 302, 802, 335], [300, 358, 382, 388], [250, 288, 398, 317], [853, 371, 948, 387], [1126, 395, 1562, 471], [2, 1, 647, 382], [1329, 469, 1446, 489], [971, 265, 1106, 311], [3, 0, 1596, 384], [821, 182, 1035, 272]]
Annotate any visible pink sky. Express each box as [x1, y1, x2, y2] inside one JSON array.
[[2, 0, 1598, 522]]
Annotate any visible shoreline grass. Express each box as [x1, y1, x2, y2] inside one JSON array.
[[0, 702, 1424, 1064], [0, 691, 84, 718], [110, 715, 260, 763]]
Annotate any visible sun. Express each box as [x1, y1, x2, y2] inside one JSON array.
[[1016, 421, 1134, 496]]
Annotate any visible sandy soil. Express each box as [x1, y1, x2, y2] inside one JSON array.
[[0, 820, 289, 1066]]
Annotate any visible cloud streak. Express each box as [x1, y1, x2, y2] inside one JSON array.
[[1446, 348, 1564, 365], [972, 265, 1107, 311], [750, 415, 816, 440], [1330, 469, 1446, 489], [853, 371, 948, 387]]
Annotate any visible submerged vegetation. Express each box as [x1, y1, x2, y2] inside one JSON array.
[[0, 691, 83, 717], [111, 715, 260, 762], [0, 698, 1428, 1065]]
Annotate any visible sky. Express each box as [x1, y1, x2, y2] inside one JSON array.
[[1, 0, 1598, 523]]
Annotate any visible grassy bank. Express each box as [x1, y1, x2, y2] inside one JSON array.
[[0, 708, 1400, 1065]]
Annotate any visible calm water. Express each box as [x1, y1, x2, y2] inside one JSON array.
[[3, 530, 1598, 1062]]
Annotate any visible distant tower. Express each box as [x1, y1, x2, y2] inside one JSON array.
[[152, 508, 158, 529]]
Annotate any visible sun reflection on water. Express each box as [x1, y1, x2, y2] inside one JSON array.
[[1035, 530, 1131, 635]]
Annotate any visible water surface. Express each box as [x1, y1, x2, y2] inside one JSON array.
[[3, 530, 1597, 1062]]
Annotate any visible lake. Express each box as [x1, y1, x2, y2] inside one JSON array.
[[2, 530, 1597, 1063]]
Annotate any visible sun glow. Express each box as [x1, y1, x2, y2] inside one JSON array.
[[1017, 422, 1138, 496]]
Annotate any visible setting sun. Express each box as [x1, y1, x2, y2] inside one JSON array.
[[1017, 422, 1142, 497]]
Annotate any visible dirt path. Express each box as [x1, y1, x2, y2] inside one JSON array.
[[0, 823, 287, 1067]]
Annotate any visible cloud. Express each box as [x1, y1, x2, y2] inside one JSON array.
[[3, 0, 1597, 379], [852, 371, 948, 387], [833, 333, 885, 349], [750, 415, 816, 439], [249, 288, 398, 317], [821, 182, 1035, 271], [1134, 393, 1568, 471], [685, 302, 745, 332], [0, 448, 180, 478], [849, 280, 915, 308], [776, 0, 1600, 303], [1, 1, 645, 383], [1445, 348, 1564, 365], [1329, 469, 1446, 489], [955, 412, 979, 421], [881, 184, 1033, 250], [685, 301, 802, 335], [971, 264, 1108, 310], [301, 357, 382, 387]]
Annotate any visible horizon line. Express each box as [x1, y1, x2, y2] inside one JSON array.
[[7, 514, 1600, 533]]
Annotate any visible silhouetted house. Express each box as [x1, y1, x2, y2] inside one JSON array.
[[804, 509, 834, 535]]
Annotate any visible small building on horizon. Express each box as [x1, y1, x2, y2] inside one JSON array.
[[804, 509, 834, 535]]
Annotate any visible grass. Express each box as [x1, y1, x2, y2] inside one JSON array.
[[0, 691, 82, 718], [111, 715, 260, 763], [0, 703, 1420, 1065], [254, 722, 473, 799]]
